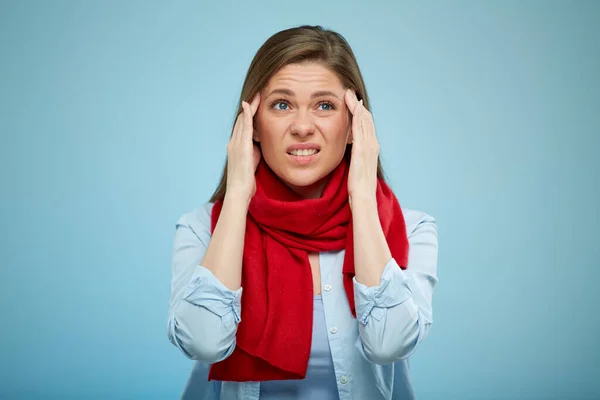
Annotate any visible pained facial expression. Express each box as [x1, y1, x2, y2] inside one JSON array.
[[254, 62, 351, 199]]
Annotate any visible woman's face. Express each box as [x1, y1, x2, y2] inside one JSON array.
[[255, 62, 351, 199]]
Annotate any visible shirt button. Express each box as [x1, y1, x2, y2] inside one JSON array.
[[339, 375, 348, 384], [330, 327, 338, 334], [324, 284, 332, 292]]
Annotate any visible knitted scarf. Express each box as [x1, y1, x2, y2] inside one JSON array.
[[208, 158, 409, 381]]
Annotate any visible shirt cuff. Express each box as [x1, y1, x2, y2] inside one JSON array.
[[183, 265, 242, 324], [353, 258, 412, 325]]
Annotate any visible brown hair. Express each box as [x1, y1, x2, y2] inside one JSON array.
[[209, 25, 386, 203]]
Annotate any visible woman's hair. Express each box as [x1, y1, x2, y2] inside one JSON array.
[[209, 25, 386, 203]]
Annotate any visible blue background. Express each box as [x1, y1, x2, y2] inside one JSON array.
[[1, 0, 599, 398]]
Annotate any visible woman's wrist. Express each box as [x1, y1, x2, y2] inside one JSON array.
[[349, 193, 378, 213], [223, 191, 252, 210]]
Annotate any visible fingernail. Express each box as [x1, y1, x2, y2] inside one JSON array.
[[359, 99, 363, 105]]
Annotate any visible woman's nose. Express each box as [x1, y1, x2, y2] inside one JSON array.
[[290, 111, 315, 137]]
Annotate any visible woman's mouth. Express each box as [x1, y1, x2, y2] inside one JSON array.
[[288, 149, 319, 157], [287, 149, 320, 165]]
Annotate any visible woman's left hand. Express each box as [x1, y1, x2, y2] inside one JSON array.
[[344, 89, 380, 208]]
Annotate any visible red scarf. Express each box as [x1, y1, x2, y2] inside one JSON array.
[[208, 158, 409, 382]]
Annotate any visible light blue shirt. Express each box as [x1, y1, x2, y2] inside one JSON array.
[[259, 296, 339, 399], [167, 202, 439, 400]]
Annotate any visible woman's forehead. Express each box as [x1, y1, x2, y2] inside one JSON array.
[[264, 63, 344, 94]]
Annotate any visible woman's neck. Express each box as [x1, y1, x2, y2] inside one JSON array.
[[284, 176, 330, 199]]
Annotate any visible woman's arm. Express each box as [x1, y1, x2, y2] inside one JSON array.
[[168, 96, 261, 363], [201, 196, 249, 291], [352, 208, 439, 365], [166, 200, 247, 364]]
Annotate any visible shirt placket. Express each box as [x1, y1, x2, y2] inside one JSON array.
[[319, 251, 352, 399]]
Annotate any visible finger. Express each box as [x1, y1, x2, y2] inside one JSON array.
[[250, 92, 261, 115], [360, 101, 376, 138], [232, 110, 244, 142], [344, 88, 359, 115], [359, 100, 367, 139], [352, 99, 363, 141], [242, 101, 254, 141], [359, 100, 370, 139]]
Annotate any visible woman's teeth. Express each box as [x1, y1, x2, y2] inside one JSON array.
[[289, 149, 319, 156]]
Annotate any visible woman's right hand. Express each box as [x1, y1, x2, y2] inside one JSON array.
[[225, 93, 261, 203]]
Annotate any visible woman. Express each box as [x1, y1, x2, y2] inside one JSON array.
[[167, 25, 439, 400]]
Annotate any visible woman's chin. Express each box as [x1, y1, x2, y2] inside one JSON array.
[[266, 158, 336, 195], [281, 169, 332, 193], [283, 174, 322, 188]]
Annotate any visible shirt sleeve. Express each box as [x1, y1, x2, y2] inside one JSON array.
[[166, 205, 242, 363], [353, 213, 439, 365]]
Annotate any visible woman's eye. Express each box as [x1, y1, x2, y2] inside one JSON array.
[[272, 101, 289, 110], [318, 102, 334, 111]]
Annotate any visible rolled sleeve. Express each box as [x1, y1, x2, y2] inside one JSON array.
[[354, 215, 439, 365], [353, 258, 412, 325], [183, 265, 243, 331], [167, 204, 243, 364], [169, 266, 242, 363]]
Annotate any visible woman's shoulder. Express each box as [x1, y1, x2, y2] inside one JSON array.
[[400, 207, 437, 238], [176, 202, 216, 233]]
